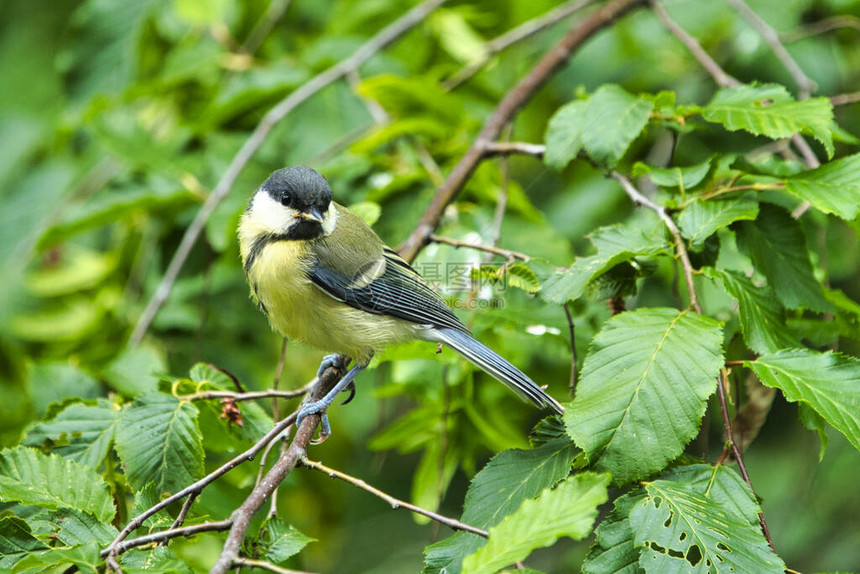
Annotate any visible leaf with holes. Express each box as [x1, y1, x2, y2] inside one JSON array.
[[705, 268, 799, 354], [784, 153, 860, 220], [462, 472, 609, 574], [566, 309, 723, 485], [114, 393, 204, 495], [582, 491, 646, 574], [747, 349, 860, 453], [703, 83, 834, 158], [629, 465, 784, 573]]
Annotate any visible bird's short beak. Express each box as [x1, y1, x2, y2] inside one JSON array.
[[293, 207, 324, 224]]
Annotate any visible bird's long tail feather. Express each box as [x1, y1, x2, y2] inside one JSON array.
[[431, 328, 564, 415]]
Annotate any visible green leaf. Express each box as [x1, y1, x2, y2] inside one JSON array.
[[633, 158, 712, 191], [504, 264, 540, 294], [567, 309, 724, 484], [734, 203, 831, 312], [0, 447, 115, 522], [582, 491, 645, 574], [114, 393, 205, 495], [258, 517, 315, 564], [703, 84, 834, 157], [784, 153, 860, 220], [798, 403, 828, 462], [120, 546, 194, 574], [55, 507, 119, 546], [704, 268, 799, 354], [24, 398, 120, 469], [461, 472, 610, 574], [677, 197, 758, 251], [102, 345, 167, 397], [582, 85, 654, 168], [540, 225, 668, 304], [747, 349, 860, 453], [462, 438, 580, 528], [629, 465, 784, 573], [423, 438, 579, 574], [12, 542, 101, 573], [0, 516, 48, 570], [544, 100, 587, 170]]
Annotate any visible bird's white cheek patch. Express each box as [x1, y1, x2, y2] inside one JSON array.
[[321, 201, 338, 236], [252, 191, 295, 234]]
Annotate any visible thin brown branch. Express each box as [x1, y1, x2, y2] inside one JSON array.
[[209, 366, 343, 574], [300, 457, 488, 538], [653, 0, 820, 216], [831, 91, 860, 106], [233, 558, 317, 574], [716, 369, 776, 551], [103, 412, 298, 562], [158, 491, 199, 546], [178, 387, 311, 402], [429, 234, 530, 262], [130, 0, 449, 346], [563, 303, 578, 398], [483, 141, 546, 158], [651, 0, 739, 88], [444, 0, 596, 90], [610, 171, 701, 313], [725, 0, 817, 98], [780, 15, 860, 42], [398, 0, 648, 262], [102, 520, 233, 557]]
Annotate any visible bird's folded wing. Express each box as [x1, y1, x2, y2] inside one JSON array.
[[309, 246, 468, 332]]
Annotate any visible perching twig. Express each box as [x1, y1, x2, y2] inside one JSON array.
[[443, 0, 596, 90], [130, 0, 449, 346], [209, 364, 343, 574], [103, 411, 298, 562], [429, 234, 531, 262], [398, 0, 648, 263], [300, 457, 488, 538]]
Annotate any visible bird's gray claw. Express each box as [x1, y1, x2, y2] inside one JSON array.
[[340, 382, 356, 405], [296, 401, 332, 444], [317, 354, 347, 378]]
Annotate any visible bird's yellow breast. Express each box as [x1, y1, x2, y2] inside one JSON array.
[[243, 239, 419, 364]]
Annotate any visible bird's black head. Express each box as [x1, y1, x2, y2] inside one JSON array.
[[257, 166, 334, 240]]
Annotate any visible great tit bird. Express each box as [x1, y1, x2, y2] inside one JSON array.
[[239, 166, 563, 434]]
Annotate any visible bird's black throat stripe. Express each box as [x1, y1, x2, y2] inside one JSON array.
[[244, 232, 288, 275]]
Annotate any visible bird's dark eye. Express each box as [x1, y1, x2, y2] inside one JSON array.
[[280, 192, 292, 207]]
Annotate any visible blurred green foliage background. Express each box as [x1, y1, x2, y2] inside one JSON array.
[[1, 0, 859, 571]]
